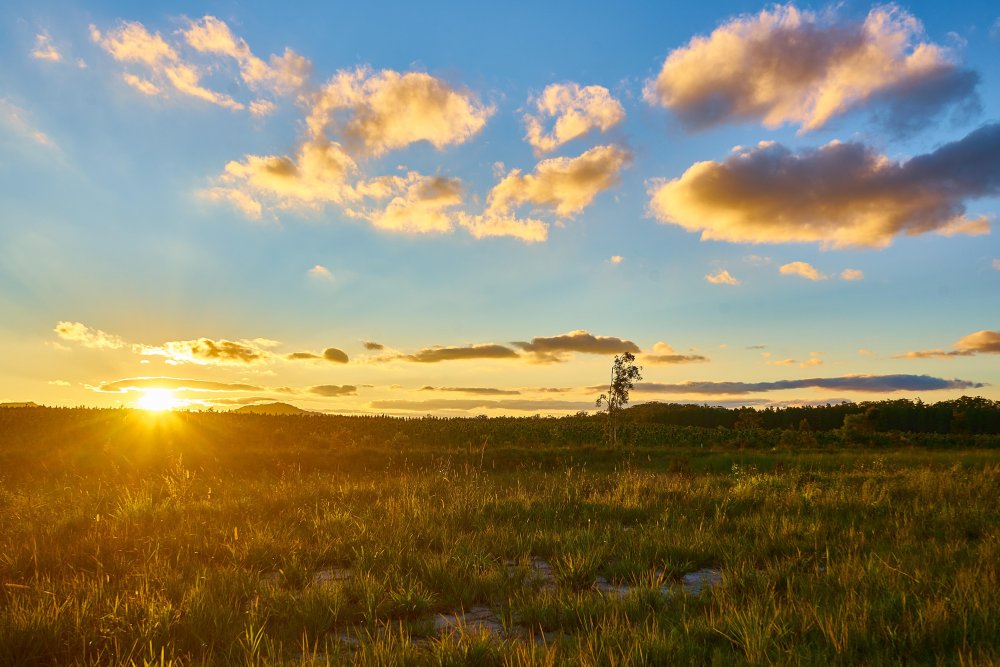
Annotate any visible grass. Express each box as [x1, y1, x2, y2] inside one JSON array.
[[0, 409, 998, 664]]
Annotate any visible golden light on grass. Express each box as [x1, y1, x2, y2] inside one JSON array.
[[136, 388, 183, 412]]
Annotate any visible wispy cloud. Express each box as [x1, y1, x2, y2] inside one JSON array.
[[31, 32, 62, 62], [369, 398, 593, 412], [389, 343, 520, 363], [0, 98, 57, 149], [644, 5, 978, 132], [419, 386, 521, 396], [841, 268, 865, 281], [287, 347, 349, 364], [649, 124, 1000, 248], [524, 83, 624, 155], [95, 377, 264, 393], [308, 384, 357, 397]]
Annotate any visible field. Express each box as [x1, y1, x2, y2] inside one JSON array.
[[1, 408, 998, 665]]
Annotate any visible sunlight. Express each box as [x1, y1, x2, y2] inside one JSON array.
[[136, 388, 183, 412]]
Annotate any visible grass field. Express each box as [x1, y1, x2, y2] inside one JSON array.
[[1, 408, 998, 665]]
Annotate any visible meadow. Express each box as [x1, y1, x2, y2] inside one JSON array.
[[1, 407, 998, 665]]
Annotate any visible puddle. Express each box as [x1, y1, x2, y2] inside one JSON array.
[[592, 576, 631, 598], [433, 605, 506, 637], [679, 568, 723, 596]]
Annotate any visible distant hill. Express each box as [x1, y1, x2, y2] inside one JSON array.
[[0, 402, 40, 408], [232, 402, 312, 415]]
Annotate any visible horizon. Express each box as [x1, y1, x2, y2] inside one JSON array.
[[2, 1, 998, 416]]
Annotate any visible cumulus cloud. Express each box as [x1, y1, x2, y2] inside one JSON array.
[[96, 377, 263, 393], [54, 321, 127, 349], [140, 338, 273, 365], [648, 123, 1000, 248], [307, 67, 492, 157], [419, 386, 521, 396], [644, 4, 978, 132], [635, 374, 982, 395], [323, 347, 349, 363], [31, 32, 62, 62], [524, 83, 624, 154], [487, 144, 630, 218], [181, 16, 311, 96], [365, 175, 463, 234], [644, 342, 708, 364], [91, 20, 243, 110], [199, 187, 262, 219], [780, 261, 827, 281], [609, 255, 624, 265], [308, 384, 357, 397], [705, 269, 740, 285], [513, 329, 640, 363], [456, 211, 550, 243], [898, 330, 1000, 358]]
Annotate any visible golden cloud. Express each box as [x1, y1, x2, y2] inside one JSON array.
[[780, 261, 827, 281], [400, 344, 520, 363], [54, 321, 127, 349], [307, 67, 493, 157], [513, 329, 639, 363], [636, 374, 983, 395], [365, 175, 463, 234], [649, 124, 1000, 248], [308, 384, 357, 397], [705, 269, 740, 286], [900, 330, 1000, 358], [182, 16, 311, 96], [456, 211, 549, 243], [487, 144, 630, 219], [644, 5, 977, 132], [95, 377, 263, 393], [31, 32, 62, 62], [644, 342, 708, 364], [140, 338, 273, 366], [841, 268, 865, 281], [524, 83, 624, 154]]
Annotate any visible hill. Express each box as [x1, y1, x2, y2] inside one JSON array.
[[0, 401, 40, 408]]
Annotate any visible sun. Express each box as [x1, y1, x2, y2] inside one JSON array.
[[136, 388, 182, 412]]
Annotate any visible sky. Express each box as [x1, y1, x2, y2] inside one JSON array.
[[1, 0, 998, 415]]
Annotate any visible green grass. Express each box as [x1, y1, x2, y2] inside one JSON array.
[[0, 410, 998, 664]]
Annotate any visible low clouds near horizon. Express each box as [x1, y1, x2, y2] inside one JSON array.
[[635, 374, 983, 396]]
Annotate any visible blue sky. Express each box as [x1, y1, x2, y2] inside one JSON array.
[[1, 1, 998, 414]]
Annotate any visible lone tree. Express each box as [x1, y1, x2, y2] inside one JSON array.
[[596, 352, 642, 447]]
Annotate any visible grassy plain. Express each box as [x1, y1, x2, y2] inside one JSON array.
[[1, 408, 998, 665]]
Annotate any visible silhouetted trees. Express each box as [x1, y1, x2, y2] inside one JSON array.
[[596, 352, 642, 447]]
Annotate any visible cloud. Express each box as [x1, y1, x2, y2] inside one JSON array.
[[91, 20, 243, 110], [456, 211, 549, 243], [369, 399, 593, 412], [181, 16, 311, 96], [199, 187, 262, 219], [635, 374, 983, 395], [323, 347, 349, 363], [609, 255, 623, 265], [840, 268, 864, 281], [705, 269, 740, 285], [648, 123, 1000, 248], [308, 384, 357, 397], [54, 321, 127, 349], [95, 377, 263, 393], [899, 330, 1000, 358], [365, 175, 463, 234], [487, 144, 630, 218], [140, 338, 273, 365], [419, 386, 521, 396], [644, 5, 978, 132], [993, 259, 1000, 271], [307, 67, 492, 157], [398, 343, 520, 363], [780, 261, 827, 281], [800, 352, 824, 368], [47, 379, 71, 387], [31, 32, 62, 62], [524, 83, 624, 154], [308, 264, 333, 279], [513, 329, 640, 363], [0, 98, 57, 149], [362, 341, 384, 351], [644, 341, 708, 365]]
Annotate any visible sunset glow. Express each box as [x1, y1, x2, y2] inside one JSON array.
[[0, 2, 997, 414]]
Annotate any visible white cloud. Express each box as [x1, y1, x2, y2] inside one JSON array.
[[524, 83, 624, 154], [705, 269, 740, 285]]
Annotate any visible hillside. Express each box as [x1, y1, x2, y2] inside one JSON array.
[[231, 402, 312, 415]]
